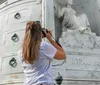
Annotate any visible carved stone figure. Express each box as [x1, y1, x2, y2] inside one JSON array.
[[58, 0, 91, 33], [58, 0, 100, 50]]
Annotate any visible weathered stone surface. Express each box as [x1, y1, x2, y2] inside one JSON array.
[[52, 31, 100, 85], [60, 31, 100, 49]]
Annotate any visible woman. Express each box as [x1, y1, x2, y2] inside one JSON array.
[[21, 21, 66, 85]]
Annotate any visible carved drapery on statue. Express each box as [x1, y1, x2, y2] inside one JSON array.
[[57, 0, 100, 50], [58, 0, 91, 33]]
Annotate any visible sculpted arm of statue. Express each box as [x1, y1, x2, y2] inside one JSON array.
[[58, 7, 65, 19]]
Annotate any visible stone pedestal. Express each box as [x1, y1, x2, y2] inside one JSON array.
[[53, 31, 100, 85]]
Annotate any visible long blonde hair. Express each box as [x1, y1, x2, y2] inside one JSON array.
[[22, 21, 42, 64]]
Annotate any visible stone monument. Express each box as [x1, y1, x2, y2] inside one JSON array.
[[53, 0, 100, 85], [57, 0, 100, 49], [58, 0, 91, 33]]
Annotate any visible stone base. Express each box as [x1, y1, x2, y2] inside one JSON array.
[[52, 31, 100, 85]]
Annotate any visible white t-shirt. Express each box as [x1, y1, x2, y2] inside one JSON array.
[[18, 42, 57, 85]]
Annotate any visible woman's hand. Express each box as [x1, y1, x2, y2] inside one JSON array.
[[44, 29, 53, 42]]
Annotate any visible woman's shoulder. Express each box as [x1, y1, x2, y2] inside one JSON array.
[[40, 41, 56, 50], [40, 42, 50, 48], [40, 41, 57, 51], [40, 41, 57, 60]]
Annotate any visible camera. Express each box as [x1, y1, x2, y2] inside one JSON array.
[[42, 28, 49, 37], [35, 21, 62, 47], [35, 21, 49, 37]]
